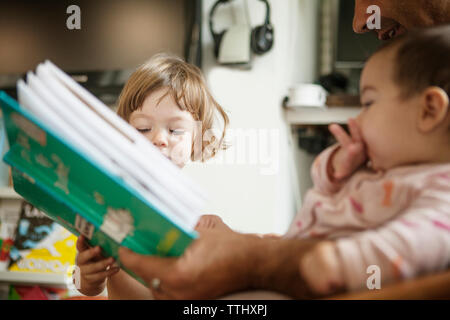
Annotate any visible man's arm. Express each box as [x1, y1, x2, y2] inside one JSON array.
[[118, 229, 324, 299], [249, 237, 323, 299]]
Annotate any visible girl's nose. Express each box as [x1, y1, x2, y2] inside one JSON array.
[[151, 129, 168, 148]]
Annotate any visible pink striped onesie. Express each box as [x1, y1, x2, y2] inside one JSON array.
[[285, 144, 450, 291]]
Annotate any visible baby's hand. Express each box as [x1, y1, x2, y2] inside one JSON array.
[[75, 235, 120, 296], [195, 215, 233, 232], [328, 118, 367, 180]]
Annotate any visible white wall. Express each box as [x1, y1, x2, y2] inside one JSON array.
[[184, 0, 320, 234]]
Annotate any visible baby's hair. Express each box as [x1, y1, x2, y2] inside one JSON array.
[[117, 53, 229, 161], [375, 25, 450, 100]]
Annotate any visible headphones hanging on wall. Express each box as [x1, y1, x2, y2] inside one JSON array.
[[209, 0, 274, 59], [250, 0, 274, 54]]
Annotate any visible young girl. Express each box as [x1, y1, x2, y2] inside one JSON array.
[[292, 25, 450, 295], [74, 53, 230, 299]]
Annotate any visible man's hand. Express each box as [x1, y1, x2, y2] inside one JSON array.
[[119, 230, 322, 299], [328, 118, 368, 180], [119, 229, 257, 299]]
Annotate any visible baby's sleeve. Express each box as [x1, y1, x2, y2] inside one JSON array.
[[334, 177, 450, 291], [310, 144, 344, 195]]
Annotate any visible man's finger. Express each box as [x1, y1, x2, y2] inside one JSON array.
[[118, 247, 176, 284]]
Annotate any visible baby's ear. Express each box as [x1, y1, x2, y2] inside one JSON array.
[[417, 87, 449, 133]]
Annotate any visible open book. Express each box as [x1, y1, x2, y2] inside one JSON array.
[[0, 61, 206, 285]]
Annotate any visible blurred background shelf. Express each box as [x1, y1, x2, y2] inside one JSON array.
[[0, 271, 68, 287], [284, 106, 361, 125]]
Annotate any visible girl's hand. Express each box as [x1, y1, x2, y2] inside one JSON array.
[[74, 235, 120, 296], [328, 118, 368, 180]]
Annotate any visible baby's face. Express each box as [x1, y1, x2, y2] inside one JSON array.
[[356, 48, 423, 171], [129, 88, 196, 168]]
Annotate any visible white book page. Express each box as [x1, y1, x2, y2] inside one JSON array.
[[44, 60, 207, 203], [38, 64, 204, 220], [18, 77, 120, 176], [19, 76, 196, 231], [30, 68, 200, 229]]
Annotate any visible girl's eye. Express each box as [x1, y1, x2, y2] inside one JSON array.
[[137, 128, 151, 133], [170, 129, 185, 135], [362, 101, 374, 108]]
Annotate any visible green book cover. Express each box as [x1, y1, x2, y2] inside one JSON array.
[[0, 91, 198, 286]]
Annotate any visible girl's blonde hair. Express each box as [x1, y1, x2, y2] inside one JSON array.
[[117, 53, 229, 161]]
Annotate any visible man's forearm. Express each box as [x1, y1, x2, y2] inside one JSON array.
[[246, 237, 322, 299]]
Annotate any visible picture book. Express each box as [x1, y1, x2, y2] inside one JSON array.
[[0, 61, 206, 285]]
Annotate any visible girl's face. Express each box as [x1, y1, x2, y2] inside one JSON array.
[[129, 88, 196, 168], [356, 48, 423, 171]]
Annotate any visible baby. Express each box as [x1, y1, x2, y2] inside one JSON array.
[[290, 25, 450, 295], [75, 53, 230, 299]]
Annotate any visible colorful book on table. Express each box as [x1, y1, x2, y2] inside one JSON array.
[[0, 61, 205, 285]]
